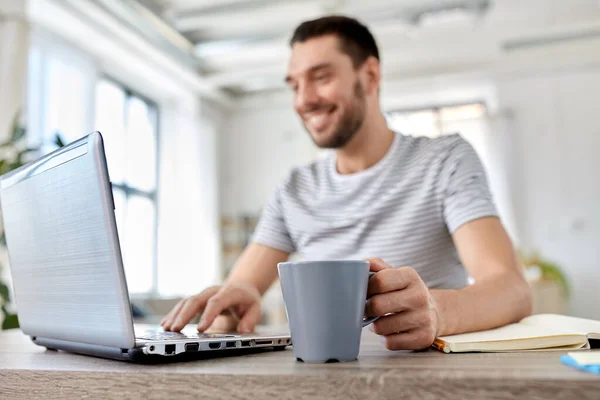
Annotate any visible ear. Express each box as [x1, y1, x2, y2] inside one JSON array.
[[361, 56, 381, 96]]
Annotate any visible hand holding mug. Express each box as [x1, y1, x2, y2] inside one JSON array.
[[365, 257, 440, 350]]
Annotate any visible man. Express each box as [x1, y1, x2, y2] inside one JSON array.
[[162, 16, 532, 350]]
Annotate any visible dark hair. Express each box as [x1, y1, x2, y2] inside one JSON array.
[[290, 15, 380, 68]]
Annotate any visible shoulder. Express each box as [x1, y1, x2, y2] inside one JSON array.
[[401, 132, 472, 155], [393, 132, 475, 168], [276, 156, 329, 195], [436, 133, 476, 155], [285, 155, 329, 184]]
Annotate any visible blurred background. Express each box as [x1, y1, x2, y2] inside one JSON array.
[[0, 0, 599, 328]]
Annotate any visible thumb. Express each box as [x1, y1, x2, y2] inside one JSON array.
[[237, 302, 261, 334], [366, 257, 392, 272]]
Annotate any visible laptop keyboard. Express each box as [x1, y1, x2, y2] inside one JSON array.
[[136, 331, 239, 341]]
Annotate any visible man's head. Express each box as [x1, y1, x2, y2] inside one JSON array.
[[286, 16, 382, 149]]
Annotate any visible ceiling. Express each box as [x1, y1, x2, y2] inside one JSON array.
[[103, 0, 600, 96]]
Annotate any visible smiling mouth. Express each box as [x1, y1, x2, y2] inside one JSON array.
[[304, 106, 336, 133]]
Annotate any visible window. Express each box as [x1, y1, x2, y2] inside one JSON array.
[[29, 34, 96, 154], [27, 29, 220, 300], [386, 103, 487, 138], [94, 79, 159, 295]]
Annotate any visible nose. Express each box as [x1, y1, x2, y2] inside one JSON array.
[[294, 82, 319, 112]]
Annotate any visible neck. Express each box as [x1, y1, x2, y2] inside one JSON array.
[[334, 110, 394, 175]]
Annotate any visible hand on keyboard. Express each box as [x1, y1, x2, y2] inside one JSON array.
[[161, 282, 262, 333]]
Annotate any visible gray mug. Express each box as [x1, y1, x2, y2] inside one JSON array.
[[277, 260, 378, 363]]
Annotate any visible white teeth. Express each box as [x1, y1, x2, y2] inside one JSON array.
[[309, 114, 326, 124], [304, 108, 334, 131]]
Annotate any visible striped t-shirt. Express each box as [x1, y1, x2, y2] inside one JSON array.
[[252, 132, 498, 289]]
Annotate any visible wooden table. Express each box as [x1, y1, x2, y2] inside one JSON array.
[[1, 329, 599, 399]]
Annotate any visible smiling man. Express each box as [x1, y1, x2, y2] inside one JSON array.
[[162, 16, 532, 350]]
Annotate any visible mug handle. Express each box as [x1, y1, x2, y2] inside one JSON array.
[[362, 271, 379, 327]]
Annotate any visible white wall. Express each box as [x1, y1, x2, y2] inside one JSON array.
[[496, 68, 600, 320], [220, 102, 319, 215], [221, 68, 600, 320], [155, 99, 222, 296]]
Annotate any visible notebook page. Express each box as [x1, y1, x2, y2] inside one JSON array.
[[520, 314, 600, 335], [438, 322, 570, 344]]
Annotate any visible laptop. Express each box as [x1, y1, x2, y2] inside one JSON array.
[[0, 131, 291, 361]]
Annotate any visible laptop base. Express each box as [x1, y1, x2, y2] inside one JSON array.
[[33, 336, 291, 363]]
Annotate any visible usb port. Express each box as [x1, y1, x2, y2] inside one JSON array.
[[185, 343, 199, 352], [225, 341, 236, 348], [241, 340, 252, 347]]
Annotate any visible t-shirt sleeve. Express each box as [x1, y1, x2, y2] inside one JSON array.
[[251, 185, 296, 253], [440, 135, 499, 233]]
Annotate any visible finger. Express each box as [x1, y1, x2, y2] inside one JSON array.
[[163, 287, 220, 330], [169, 291, 214, 332], [382, 328, 436, 351], [161, 298, 185, 328], [365, 257, 392, 272], [204, 315, 239, 334], [161, 298, 184, 326], [370, 310, 432, 336], [365, 287, 429, 317], [237, 302, 261, 334], [163, 299, 190, 331], [367, 267, 418, 296], [227, 306, 241, 323], [197, 287, 256, 332]]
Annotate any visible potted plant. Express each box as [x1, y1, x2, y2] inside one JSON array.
[[521, 251, 570, 297], [0, 112, 64, 329], [520, 250, 570, 315]]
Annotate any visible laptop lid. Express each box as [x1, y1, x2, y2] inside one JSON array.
[[0, 132, 135, 349]]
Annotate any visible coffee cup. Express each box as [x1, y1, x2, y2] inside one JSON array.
[[277, 260, 377, 363]]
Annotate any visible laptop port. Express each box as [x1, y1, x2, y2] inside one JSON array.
[[165, 344, 176, 355], [208, 342, 222, 350], [225, 341, 236, 348], [185, 343, 199, 352], [241, 340, 252, 347], [255, 340, 272, 346]]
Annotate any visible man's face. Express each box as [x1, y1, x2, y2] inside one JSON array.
[[286, 35, 367, 149]]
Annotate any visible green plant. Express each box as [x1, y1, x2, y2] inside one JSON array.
[[0, 112, 64, 329], [520, 251, 570, 299]]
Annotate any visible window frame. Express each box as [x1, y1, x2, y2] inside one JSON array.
[[97, 75, 162, 298]]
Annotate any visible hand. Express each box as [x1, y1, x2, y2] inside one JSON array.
[[365, 257, 439, 350], [160, 282, 262, 333]]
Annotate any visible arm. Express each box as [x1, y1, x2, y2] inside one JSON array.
[[226, 243, 290, 295], [433, 216, 531, 336], [433, 137, 532, 335], [366, 217, 532, 350], [366, 137, 531, 350]]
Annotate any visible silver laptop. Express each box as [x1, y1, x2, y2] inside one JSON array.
[[0, 131, 291, 361]]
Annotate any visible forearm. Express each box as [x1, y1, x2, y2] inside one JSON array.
[[432, 272, 532, 336], [226, 243, 289, 295]]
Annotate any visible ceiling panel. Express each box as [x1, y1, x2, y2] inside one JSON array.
[[131, 0, 600, 95]]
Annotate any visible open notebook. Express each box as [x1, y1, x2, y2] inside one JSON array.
[[433, 314, 600, 353]]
